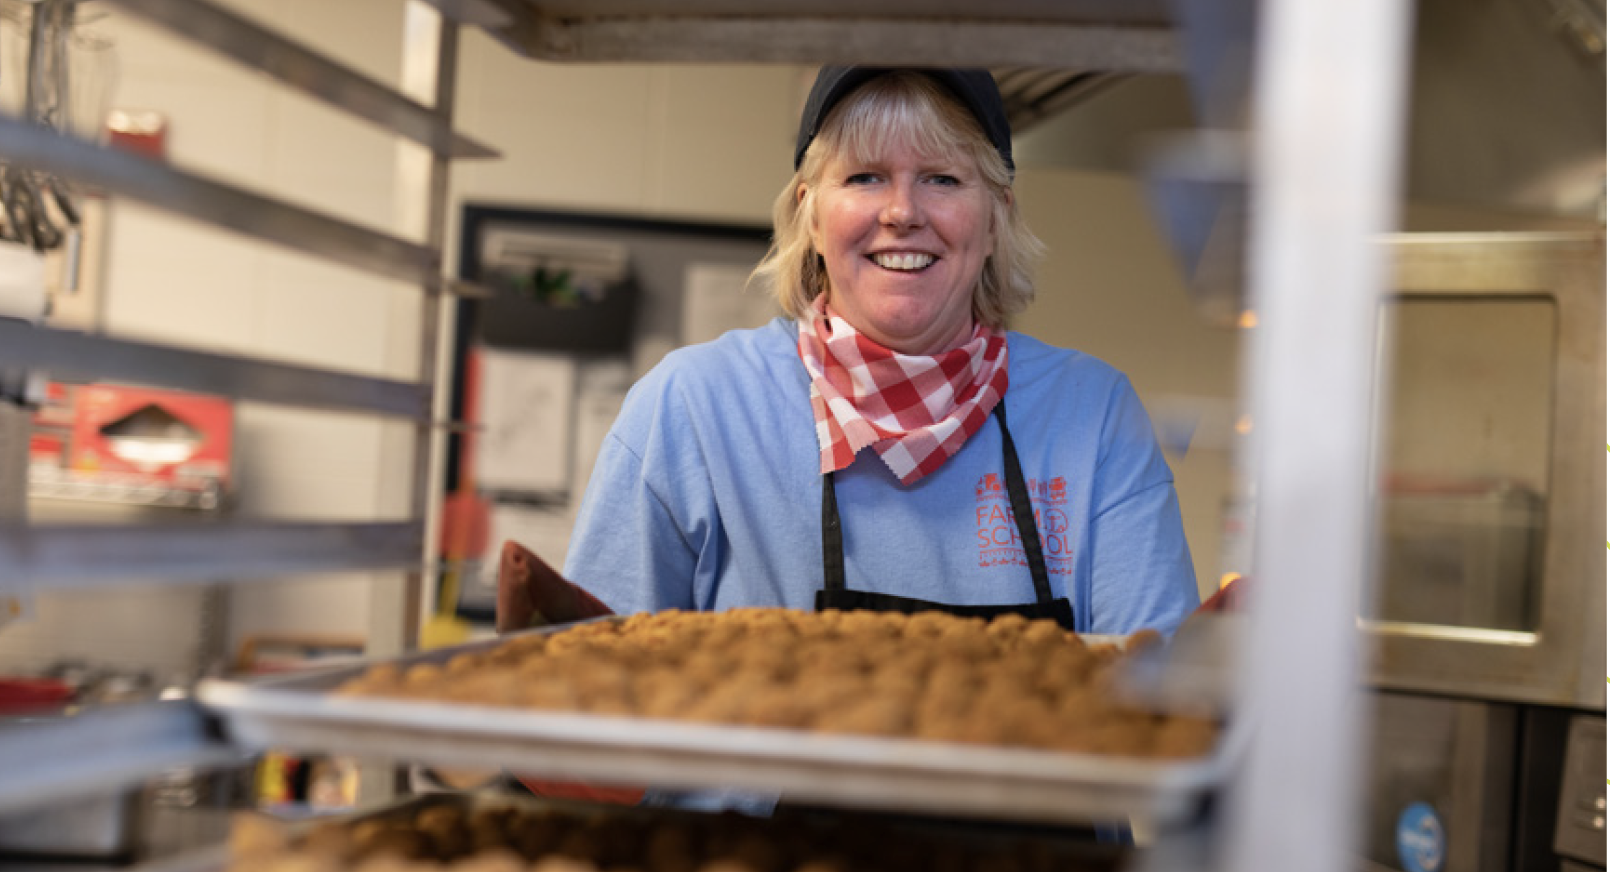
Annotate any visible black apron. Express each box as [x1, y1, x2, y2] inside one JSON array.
[[814, 401, 1077, 630]]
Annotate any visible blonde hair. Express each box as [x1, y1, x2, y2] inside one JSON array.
[[750, 71, 1044, 328]]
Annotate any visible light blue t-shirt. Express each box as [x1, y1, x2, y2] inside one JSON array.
[[564, 318, 1199, 636]]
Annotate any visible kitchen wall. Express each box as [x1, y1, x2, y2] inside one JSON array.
[[5, 2, 1249, 677]]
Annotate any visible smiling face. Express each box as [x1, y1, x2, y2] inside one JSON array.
[[805, 138, 997, 355]]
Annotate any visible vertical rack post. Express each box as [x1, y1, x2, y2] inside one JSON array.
[[370, 1, 461, 659], [0, 397, 28, 522], [1222, 1, 1415, 870]]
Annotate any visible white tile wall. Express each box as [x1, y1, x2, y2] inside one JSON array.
[[449, 36, 807, 228], [213, 0, 403, 86], [229, 406, 391, 519], [452, 44, 657, 216], [96, 16, 274, 184], [646, 65, 804, 221], [227, 574, 374, 648], [262, 93, 402, 232], [249, 252, 398, 375], [100, 205, 262, 352]]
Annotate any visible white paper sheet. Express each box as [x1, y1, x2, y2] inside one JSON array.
[[570, 384, 628, 501], [473, 349, 575, 495]]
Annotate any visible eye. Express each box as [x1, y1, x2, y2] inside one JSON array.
[[927, 173, 962, 187], [845, 172, 881, 185]]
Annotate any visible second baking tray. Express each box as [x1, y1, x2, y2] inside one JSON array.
[[196, 629, 1232, 827]]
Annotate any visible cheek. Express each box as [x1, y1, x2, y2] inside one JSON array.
[[807, 199, 840, 254], [814, 203, 856, 255]]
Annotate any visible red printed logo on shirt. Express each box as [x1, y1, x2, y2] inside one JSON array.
[[975, 474, 1073, 574]]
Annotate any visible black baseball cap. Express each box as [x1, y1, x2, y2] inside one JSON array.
[[793, 67, 1015, 177]]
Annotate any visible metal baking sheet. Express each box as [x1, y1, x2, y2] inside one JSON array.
[[246, 789, 1132, 870], [196, 627, 1232, 826]]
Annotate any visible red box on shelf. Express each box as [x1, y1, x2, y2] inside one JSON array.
[[29, 384, 235, 510], [70, 386, 233, 484]]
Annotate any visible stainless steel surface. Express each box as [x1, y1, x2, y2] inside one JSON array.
[[1553, 715, 1606, 867], [0, 400, 27, 523], [410, 6, 461, 656], [0, 702, 238, 816], [497, 0, 1173, 20], [197, 634, 1231, 827], [104, 0, 497, 161], [1402, 0, 1606, 220], [484, 14, 1181, 69], [1223, 3, 1414, 872], [0, 321, 428, 419], [1360, 695, 1517, 872], [0, 114, 441, 287], [0, 0, 462, 853], [0, 791, 138, 857], [1059, 0, 1603, 217], [1364, 233, 1606, 708], [1367, 486, 1544, 631], [0, 520, 424, 588]]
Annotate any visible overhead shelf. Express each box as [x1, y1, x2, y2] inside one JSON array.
[[0, 520, 424, 590], [471, 0, 1182, 69], [0, 115, 441, 288], [104, 0, 498, 161], [0, 321, 429, 419]]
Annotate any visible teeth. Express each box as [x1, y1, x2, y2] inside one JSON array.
[[874, 252, 935, 271]]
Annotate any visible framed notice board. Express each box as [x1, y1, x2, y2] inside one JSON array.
[[443, 204, 775, 623]]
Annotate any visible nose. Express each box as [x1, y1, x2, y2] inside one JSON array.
[[880, 178, 924, 229]]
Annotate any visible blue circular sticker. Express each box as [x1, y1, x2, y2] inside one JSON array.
[[1396, 802, 1446, 872]]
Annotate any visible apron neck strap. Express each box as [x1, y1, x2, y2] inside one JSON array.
[[821, 401, 1054, 604]]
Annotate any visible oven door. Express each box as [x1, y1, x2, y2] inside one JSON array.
[[1361, 233, 1604, 708]]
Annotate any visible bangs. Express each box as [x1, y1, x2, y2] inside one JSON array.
[[814, 73, 986, 172]]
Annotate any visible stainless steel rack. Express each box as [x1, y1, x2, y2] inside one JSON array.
[[0, 2, 1442, 872], [0, 0, 483, 821]]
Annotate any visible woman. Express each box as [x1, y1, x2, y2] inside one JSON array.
[[559, 66, 1199, 637]]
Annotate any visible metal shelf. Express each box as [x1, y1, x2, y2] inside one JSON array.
[[0, 520, 424, 591], [0, 0, 465, 858], [476, 2, 1182, 69], [0, 701, 238, 816], [0, 321, 428, 419], [0, 115, 442, 287], [105, 0, 497, 161]]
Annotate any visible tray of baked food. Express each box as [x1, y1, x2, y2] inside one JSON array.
[[226, 789, 1134, 872], [197, 608, 1230, 827]]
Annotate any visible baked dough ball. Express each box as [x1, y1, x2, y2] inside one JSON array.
[[335, 608, 1218, 758]]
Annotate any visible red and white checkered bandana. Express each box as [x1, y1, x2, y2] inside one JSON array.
[[796, 296, 1009, 485]]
